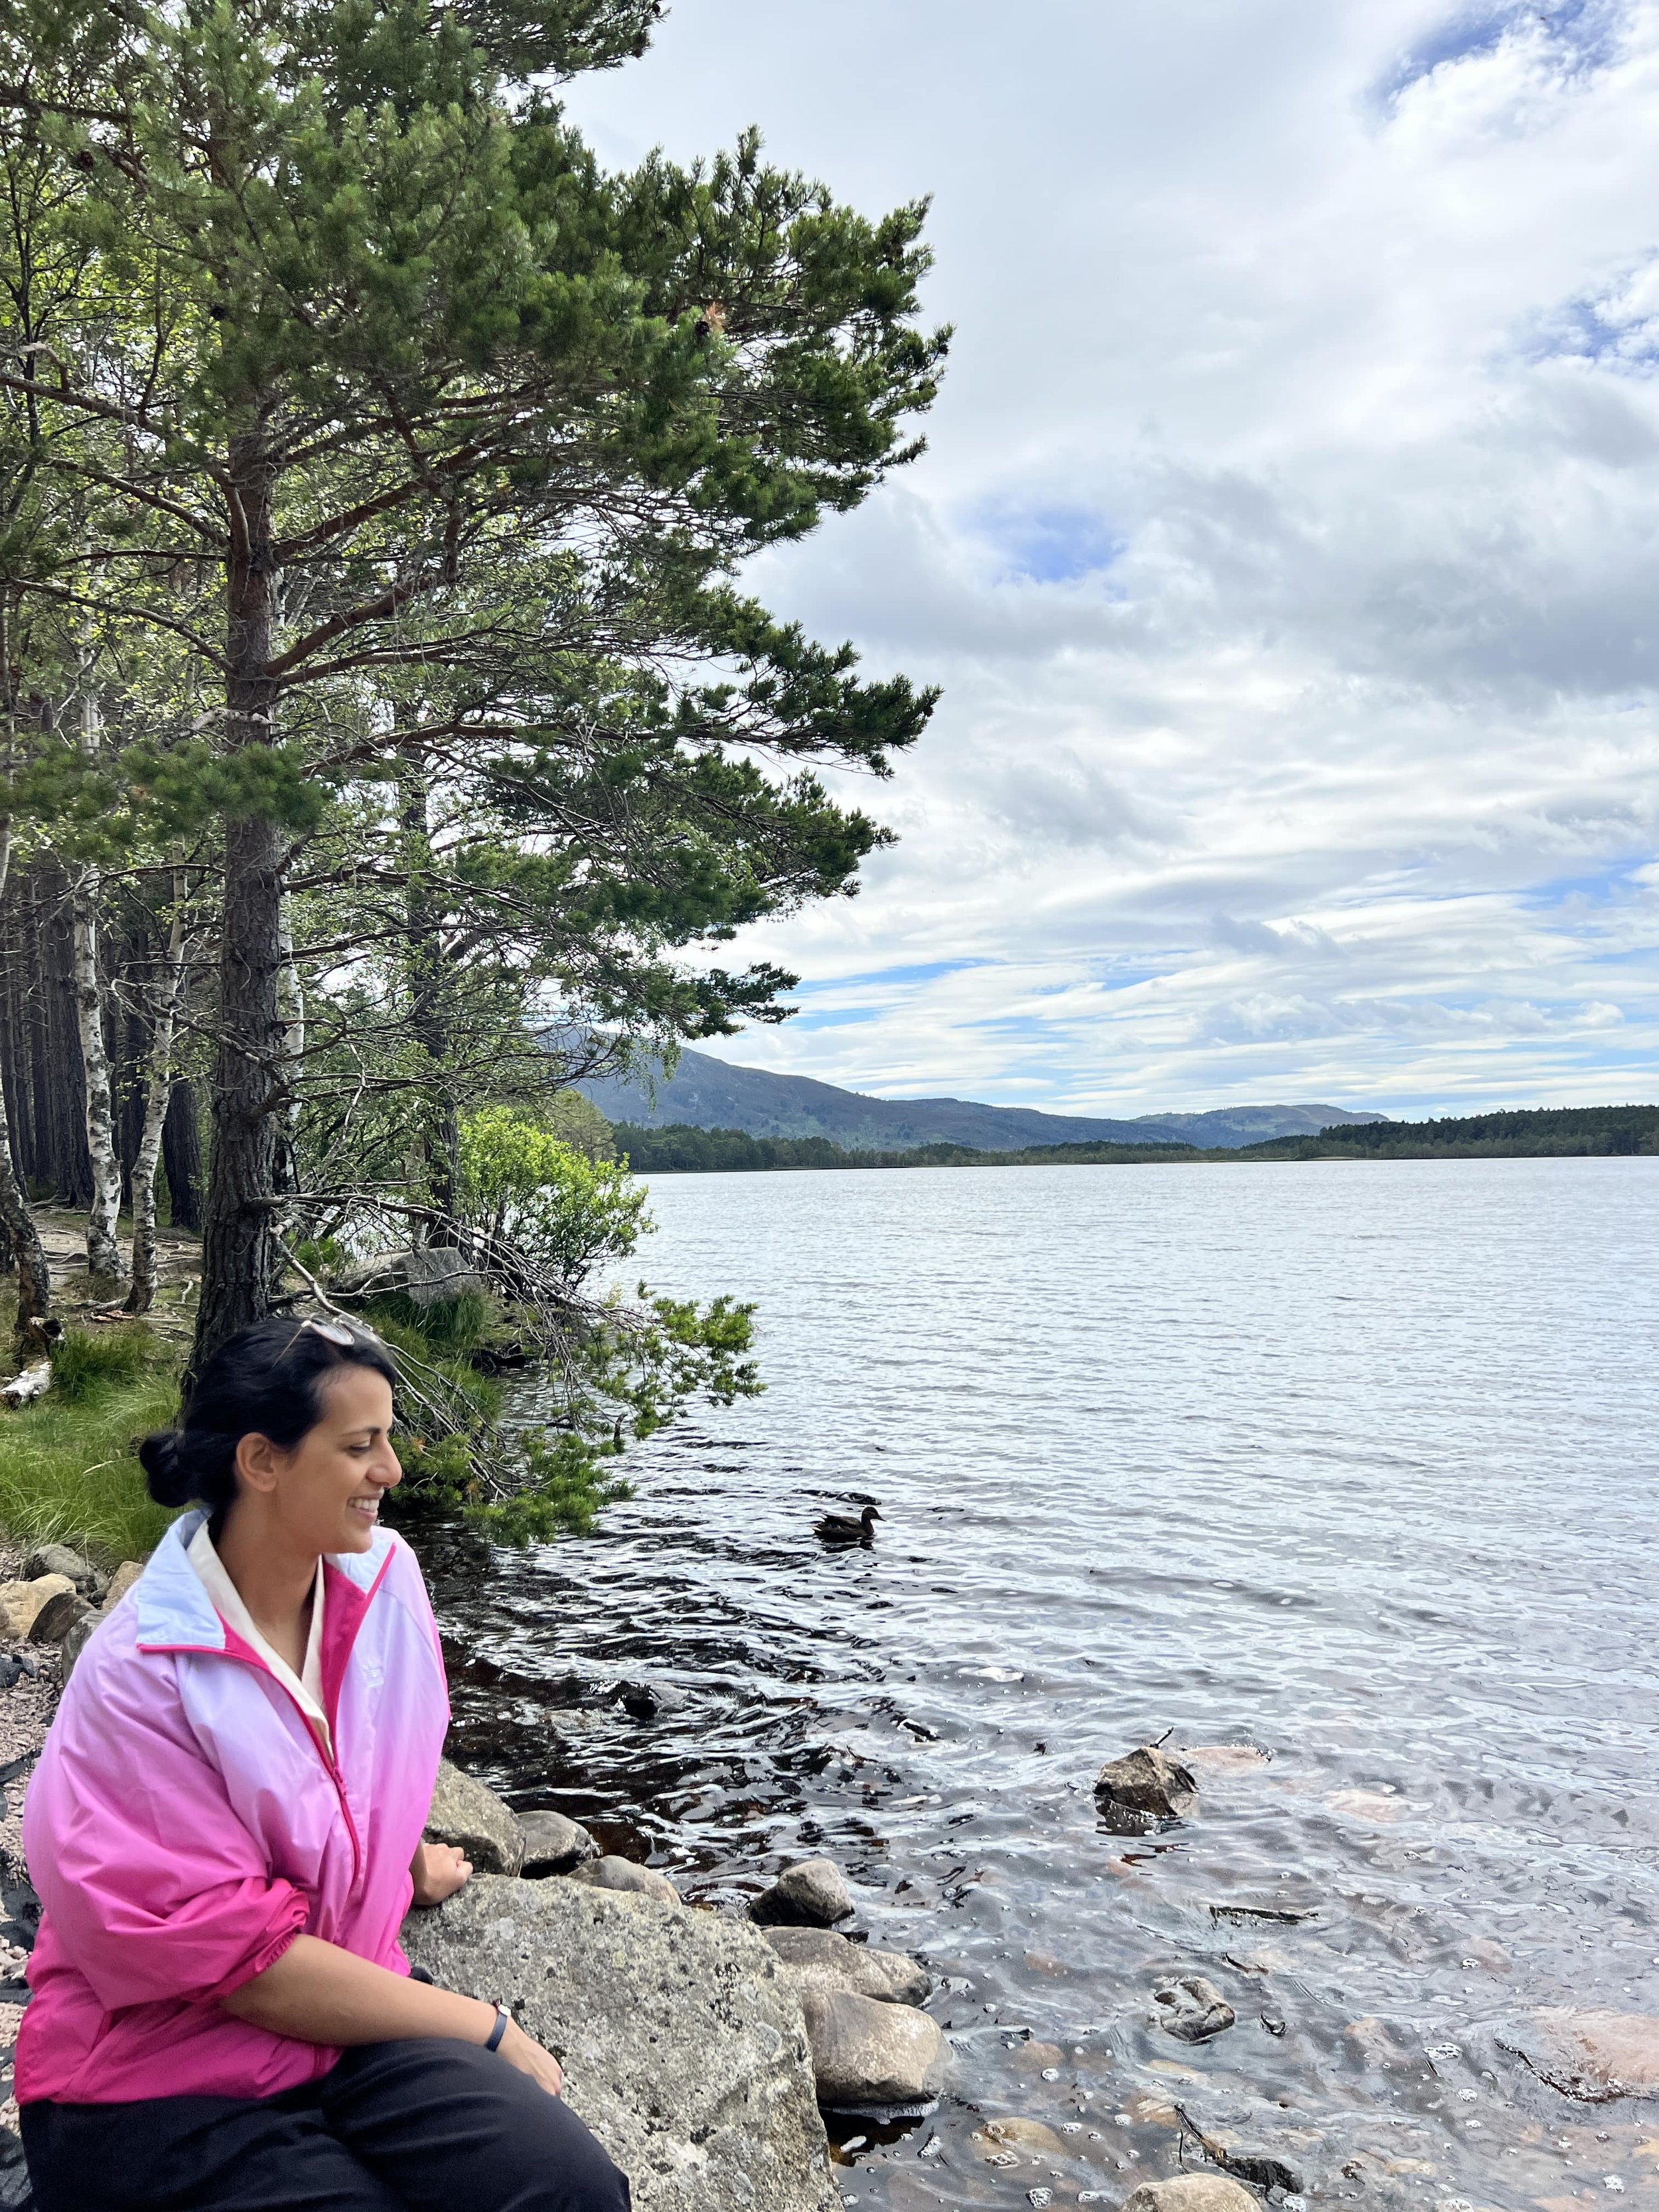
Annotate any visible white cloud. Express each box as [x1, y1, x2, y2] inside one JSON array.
[[564, 0, 1659, 1115]]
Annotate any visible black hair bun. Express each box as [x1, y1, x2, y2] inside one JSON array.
[[138, 1430, 197, 1509]]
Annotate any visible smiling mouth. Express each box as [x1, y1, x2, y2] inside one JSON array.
[[348, 1497, 380, 1517]]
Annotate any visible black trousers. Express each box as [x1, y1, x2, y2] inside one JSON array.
[[20, 2038, 631, 2212]]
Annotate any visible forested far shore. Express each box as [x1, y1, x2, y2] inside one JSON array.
[[616, 1104, 1659, 1172]]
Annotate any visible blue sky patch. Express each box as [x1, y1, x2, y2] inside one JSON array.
[[974, 501, 1127, 586], [1378, 0, 1624, 107]]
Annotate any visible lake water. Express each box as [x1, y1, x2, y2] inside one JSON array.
[[425, 1157, 1659, 2212]]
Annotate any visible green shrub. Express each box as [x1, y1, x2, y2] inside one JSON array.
[[361, 1288, 491, 1354]]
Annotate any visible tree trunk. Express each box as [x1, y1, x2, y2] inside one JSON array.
[[400, 769, 460, 1225], [190, 424, 283, 1394], [70, 863, 125, 1286], [0, 827, 52, 1347], [162, 1078, 202, 1230], [125, 884, 186, 1314]]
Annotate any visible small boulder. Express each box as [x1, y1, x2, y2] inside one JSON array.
[[761, 1926, 930, 2007], [519, 1809, 598, 1877], [1095, 1744, 1198, 1820], [1154, 1974, 1236, 2043], [334, 1246, 487, 1308], [22, 1544, 104, 1602], [569, 1855, 681, 1906], [799, 1988, 946, 2115], [751, 1858, 854, 1929], [1121, 2179, 1261, 2212], [0, 1576, 74, 1641], [425, 1757, 524, 1876], [104, 1560, 144, 1611], [29, 1590, 91, 1647]]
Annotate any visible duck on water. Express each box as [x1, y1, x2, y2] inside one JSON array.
[[814, 1504, 881, 1546]]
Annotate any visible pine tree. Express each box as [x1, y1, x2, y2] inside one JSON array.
[[0, 0, 946, 1383]]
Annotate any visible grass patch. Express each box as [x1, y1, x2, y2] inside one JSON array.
[[0, 1369, 180, 1562], [50, 1324, 159, 1402]]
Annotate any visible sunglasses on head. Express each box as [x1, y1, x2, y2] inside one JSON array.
[[295, 1317, 381, 1349]]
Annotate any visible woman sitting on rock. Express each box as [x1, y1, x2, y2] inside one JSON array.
[[15, 1316, 630, 2212]]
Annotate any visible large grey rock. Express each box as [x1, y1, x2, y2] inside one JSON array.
[[1095, 1743, 1198, 1819], [401, 1873, 838, 2212], [519, 1809, 597, 1876], [760, 1926, 930, 2007], [750, 1858, 853, 1928], [29, 1589, 91, 1646], [1121, 2179, 1261, 2212], [425, 1757, 524, 1876], [1154, 1973, 1236, 2042], [570, 1855, 680, 1906], [336, 1246, 487, 1308], [1500, 2009, 1659, 2101], [22, 1544, 104, 1602], [798, 1988, 946, 2116]]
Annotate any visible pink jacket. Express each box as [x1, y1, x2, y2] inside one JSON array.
[[16, 1510, 449, 2105]]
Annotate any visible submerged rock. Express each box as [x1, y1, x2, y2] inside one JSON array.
[[798, 1988, 946, 2116], [1154, 1975, 1236, 2043], [1500, 2010, 1659, 2101], [402, 1872, 838, 2212], [760, 1926, 930, 2006], [1121, 2178, 1261, 2212], [570, 1855, 682, 1906], [1095, 1745, 1198, 1820], [751, 1858, 854, 1928], [424, 1757, 524, 1876], [519, 1808, 598, 1876], [610, 1679, 689, 1722]]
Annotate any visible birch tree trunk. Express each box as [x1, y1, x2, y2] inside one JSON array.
[[72, 636, 126, 1288], [125, 883, 187, 1314], [70, 861, 125, 1287], [0, 825, 52, 1347]]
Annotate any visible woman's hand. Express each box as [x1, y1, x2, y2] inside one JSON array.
[[409, 1840, 472, 1908], [497, 2016, 563, 2098]]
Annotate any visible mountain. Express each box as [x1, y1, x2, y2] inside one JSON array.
[[575, 1047, 1386, 1153]]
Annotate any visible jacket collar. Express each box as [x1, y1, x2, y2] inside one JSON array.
[[135, 1507, 395, 1655]]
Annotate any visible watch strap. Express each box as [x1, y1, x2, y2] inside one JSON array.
[[484, 2002, 510, 2053]]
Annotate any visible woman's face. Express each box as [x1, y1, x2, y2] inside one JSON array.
[[246, 1365, 402, 1557]]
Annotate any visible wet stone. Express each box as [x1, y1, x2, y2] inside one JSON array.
[[761, 1925, 930, 2006], [1121, 2178, 1260, 2212], [1500, 2010, 1659, 2101], [518, 1808, 597, 1877], [798, 1988, 946, 2116], [1095, 1745, 1198, 1822], [1154, 1975, 1236, 2043], [569, 1854, 682, 1906], [751, 1858, 855, 1928]]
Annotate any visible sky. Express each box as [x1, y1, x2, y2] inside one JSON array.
[[563, 0, 1659, 1118]]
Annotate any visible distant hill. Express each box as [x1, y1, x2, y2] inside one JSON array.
[[576, 1045, 1385, 1153]]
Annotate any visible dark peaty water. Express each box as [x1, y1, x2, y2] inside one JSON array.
[[423, 1157, 1659, 2212]]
